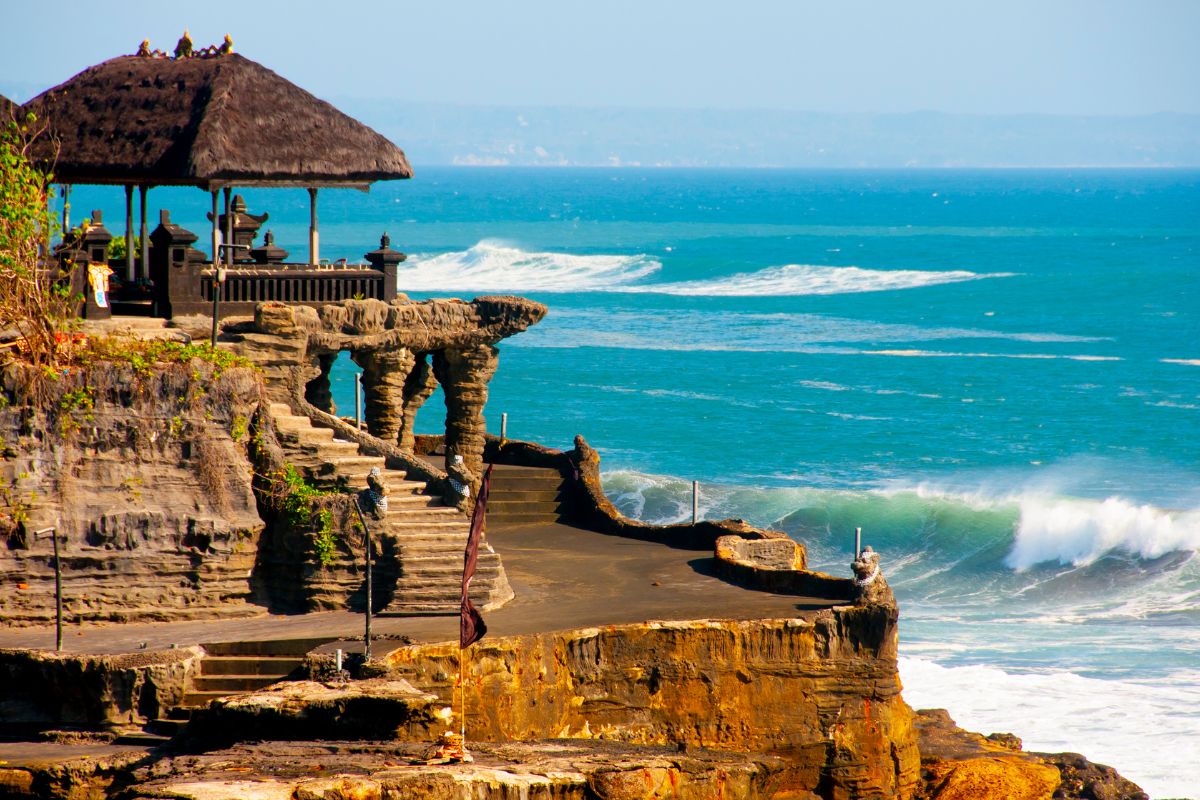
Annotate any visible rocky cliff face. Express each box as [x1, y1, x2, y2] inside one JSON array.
[[0, 360, 265, 625], [387, 609, 920, 799]]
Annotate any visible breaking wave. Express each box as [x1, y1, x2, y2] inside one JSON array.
[[629, 263, 1008, 296], [398, 242, 661, 292], [601, 469, 1200, 608], [399, 242, 1008, 296]]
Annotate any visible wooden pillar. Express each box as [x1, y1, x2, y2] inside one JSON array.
[[308, 187, 319, 265], [61, 185, 71, 234], [210, 190, 219, 264], [124, 184, 135, 282], [138, 185, 149, 282], [223, 187, 233, 267]]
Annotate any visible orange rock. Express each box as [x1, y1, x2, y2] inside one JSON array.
[[924, 755, 1060, 800]]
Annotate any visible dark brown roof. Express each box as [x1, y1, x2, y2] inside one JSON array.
[[22, 53, 413, 188]]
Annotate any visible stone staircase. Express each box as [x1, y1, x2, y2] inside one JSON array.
[[149, 637, 328, 737], [488, 466, 564, 528], [267, 403, 512, 615]]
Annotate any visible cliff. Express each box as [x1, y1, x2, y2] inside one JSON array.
[[385, 610, 920, 798], [0, 357, 265, 626]]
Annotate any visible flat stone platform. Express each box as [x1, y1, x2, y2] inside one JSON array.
[[0, 522, 839, 656]]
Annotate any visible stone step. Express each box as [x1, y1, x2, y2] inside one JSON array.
[[389, 521, 471, 533], [490, 476, 564, 492], [384, 510, 464, 524], [114, 729, 173, 747], [147, 718, 189, 737], [488, 499, 560, 514], [203, 637, 333, 657], [488, 512, 562, 527], [200, 656, 305, 676], [383, 495, 451, 509], [276, 425, 336, 442], [178, 690, 232, 709], [488, 488, 561, 503], [192, 674, 285, 693], [493, 466, 562, 479], [268, 402, 294, 416], [325, 455, 387, 471]]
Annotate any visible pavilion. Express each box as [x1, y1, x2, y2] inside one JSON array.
[[21, 34, 412, 314]]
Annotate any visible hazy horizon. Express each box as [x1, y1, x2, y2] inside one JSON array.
[[3, 1, 1198, 168]]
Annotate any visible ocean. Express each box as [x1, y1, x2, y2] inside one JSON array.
[[72, 167, 1200, 797]]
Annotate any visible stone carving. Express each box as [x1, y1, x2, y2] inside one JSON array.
[[852, 545, 895, 606], [228, 297, 545, 487]]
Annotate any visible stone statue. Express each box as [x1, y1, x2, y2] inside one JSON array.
[[851, 545, 895, 606], [363, 466, 389, 520]]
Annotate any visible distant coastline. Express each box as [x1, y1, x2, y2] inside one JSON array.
[[332, 101, 1200, 169]]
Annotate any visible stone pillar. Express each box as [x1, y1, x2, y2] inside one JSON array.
[[304, 353, 337, 414], [352, 347, 416, 442], [399, 353, 438, 452], [432, 345, 499, 479]]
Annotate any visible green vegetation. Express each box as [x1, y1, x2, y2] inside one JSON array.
[[75, 338, 253, 374], [0, 112, 77, 366], [277, 463, 339, 567]]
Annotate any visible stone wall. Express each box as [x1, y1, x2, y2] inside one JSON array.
[[0, 647, 201, 730], [0, 360, 266, 626], [387, 610, 921, 799]]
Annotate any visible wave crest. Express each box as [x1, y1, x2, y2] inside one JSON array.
[[1007, 496, 1200, 570], [400, 242, 661, 292], [633, 263, 1006, 296], [401, 242, 1006, 297]]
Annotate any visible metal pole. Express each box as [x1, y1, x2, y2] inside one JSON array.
[[500, 412, 507, 442], [855, 527, 862, 559], [354, 373, 362, 430], [123, 184, 134, 283], [53, 529, 62, 652], [36, 528, 61, 651], [692, 480, 699, 525], [61, 185, 70, 234], [352, 499, 373, 661]]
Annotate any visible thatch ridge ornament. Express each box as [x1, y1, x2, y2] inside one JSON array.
[[174, 30, 193, 60], [138, 32, 233, 60]]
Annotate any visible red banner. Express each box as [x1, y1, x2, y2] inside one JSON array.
[[460, 463, 492, 649]]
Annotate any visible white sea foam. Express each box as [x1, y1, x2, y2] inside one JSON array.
[[899, 656, 1200, 798], [399, 242, 662, 292], [621, 263, 1007, 296], [864, 349, 1122, 362], [1162, 358, 1200, 366], [401, 242, 1010, 297], [1006, 496, 1200, 570]]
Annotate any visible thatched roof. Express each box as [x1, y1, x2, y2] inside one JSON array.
[[22, 53, 413, 189]]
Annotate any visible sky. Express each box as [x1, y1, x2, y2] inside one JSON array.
[[2, 0, 1198, 115]]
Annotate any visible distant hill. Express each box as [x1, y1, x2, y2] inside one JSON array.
[[336, 101, 1200, 168]]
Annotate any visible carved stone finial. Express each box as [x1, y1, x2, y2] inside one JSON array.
[[381, 232, 390, 248], [137, 39, 151, 57], [264, 230, 274, 246], [231, 194, 247, 214], [220, 33, 233, 54], [851, 545, 895, 606], [174, 29, 193, 59]]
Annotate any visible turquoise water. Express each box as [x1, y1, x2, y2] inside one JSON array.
[[72, 169, 1200, 795]]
